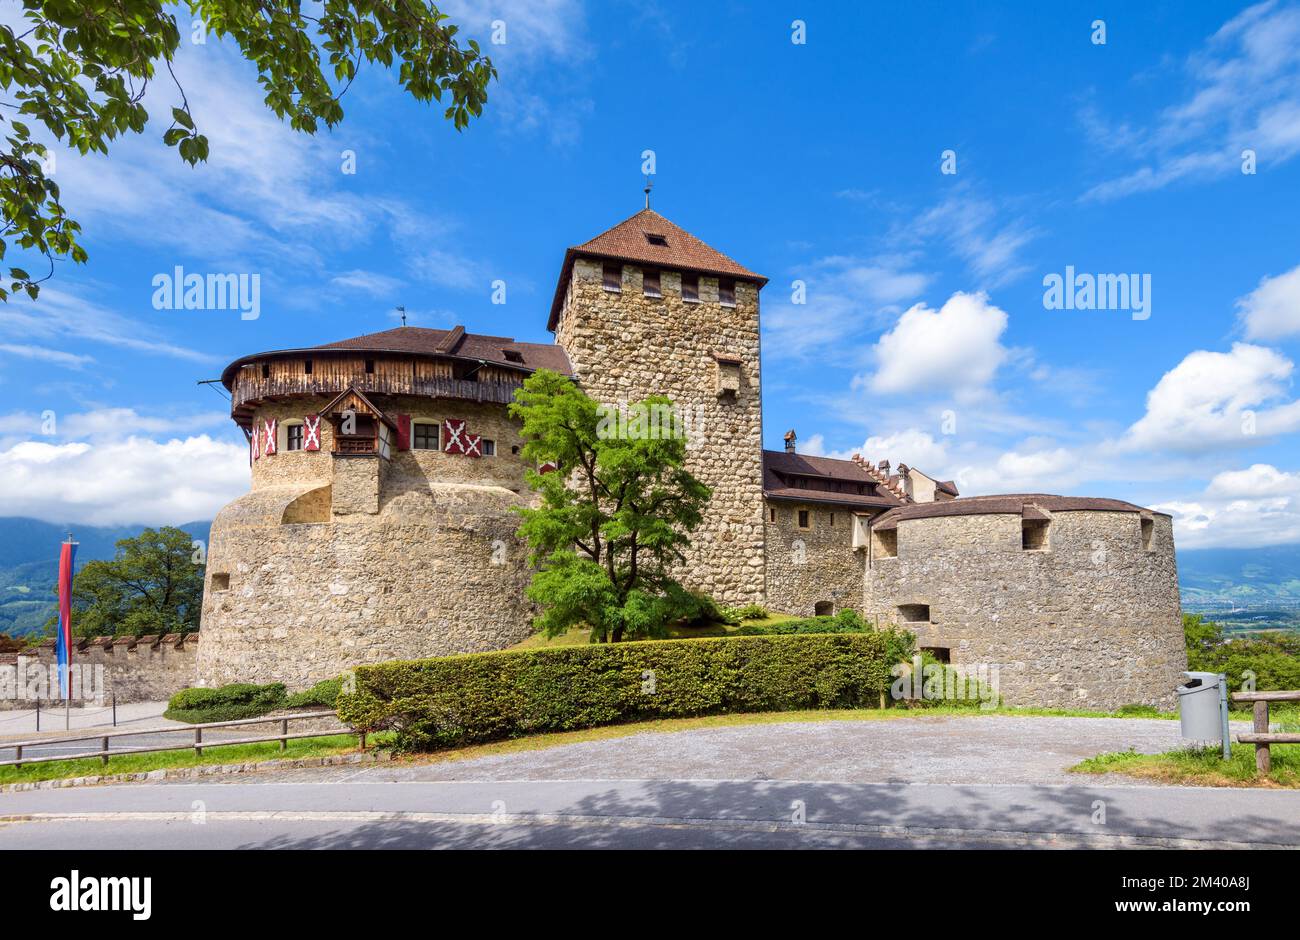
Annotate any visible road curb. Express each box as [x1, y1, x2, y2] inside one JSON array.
[[0, 749, 391, 792]]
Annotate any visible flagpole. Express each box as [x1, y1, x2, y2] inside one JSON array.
[[59, 532, 78, 732]]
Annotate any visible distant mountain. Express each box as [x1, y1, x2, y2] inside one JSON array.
[[0, 518, 212, 638]]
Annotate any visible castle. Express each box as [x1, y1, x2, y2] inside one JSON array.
[[199, 207, 1186, 709]]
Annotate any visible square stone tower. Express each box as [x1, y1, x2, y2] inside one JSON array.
[[548, 208, 768, 603]]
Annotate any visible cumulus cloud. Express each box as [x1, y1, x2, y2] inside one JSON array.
[[0, 434, 247, 526], [1154, 463, 1300, 548], [1237, 263, 1300, 340], [864, 292, 1009, 399], [1122, 343, 1300, 450]]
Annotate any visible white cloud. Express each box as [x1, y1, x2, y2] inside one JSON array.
[[0, 344, 93, 368], [903, 191, 1039, 287], [0, 435, 246, 526], [1155, 463, 1300, 548], [330, 270, 405, 297], [865, 292, 1009, 399], [1123, 342, 1300, 450], [763, 254, 930, 360], [0, 287, 218, 364], [1237, 263, 1300, 340], [1083, 1, 1300, 201]]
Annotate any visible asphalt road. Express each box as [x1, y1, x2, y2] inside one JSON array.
[[1, 716, 1295, 849]]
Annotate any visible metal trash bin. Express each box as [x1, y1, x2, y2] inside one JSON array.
[[1177, 671, 1227, 750]]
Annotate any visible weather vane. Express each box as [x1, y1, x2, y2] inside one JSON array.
[[396, 305, 407, 326], [644, 176, 653, 209]]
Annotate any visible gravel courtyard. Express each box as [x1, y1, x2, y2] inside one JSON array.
[[199, 714, 1241, 787]]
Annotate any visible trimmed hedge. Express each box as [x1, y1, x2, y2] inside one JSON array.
[[337, 632, 897, 751], [164, 682, 287, 723]]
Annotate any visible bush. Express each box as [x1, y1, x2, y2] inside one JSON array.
[[736, 608, 872, 635], [164, 682, 287, 723], [734, 603, 769, 621], [284, 676, 345, 709], [338, 633, 899, 751]]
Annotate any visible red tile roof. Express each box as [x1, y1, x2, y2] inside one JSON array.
[[548, 208, 767, 329], [220, 326, 572, 388], [762, 450, 907, 510]]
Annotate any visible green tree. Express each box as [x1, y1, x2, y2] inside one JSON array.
[[0, 1, 495, 300], [46, 526, 205, 637], [508, 369, 712, 643], [1183, 612, 1224, 662]]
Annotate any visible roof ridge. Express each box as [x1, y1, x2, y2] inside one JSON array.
[[851, 454, 912, 502]]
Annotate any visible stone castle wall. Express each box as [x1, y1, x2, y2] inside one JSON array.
[[555, 258, 766, 603], [198, 396, 538, 691], [0, 634, 198, 706], [764, 502, 865, 616], [863, 510, 1186, 710]]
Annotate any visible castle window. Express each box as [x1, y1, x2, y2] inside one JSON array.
[[365, 359, 375, 374], [642, 268, 661, 298], [1022, 519, 1050, 551], [285, 423, 304, 451], [898, 604, 930, 623], [413, 423, 440, 450], [1141, 517, 1154, 551], [921, 646, 950, 663], [681, 273, 700, 302], [719, 278, 736, 306], [261, 363, 270, 378], [873, 528, 898, 559], [814, 601, 834, 617], [798, 509, 810, 529], [603, 263, 622, 292], [829, 512, 835, 526], [645, 233, 669, 247], [304, 359, 313, 375], [481, 438, 496, 457], [770, 507, 777, 523], [211, 573, 230, 592]]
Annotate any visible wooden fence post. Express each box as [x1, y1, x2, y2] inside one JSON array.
[[101, 736, 109, 766], [280, 718, 288, 751], [194, 727, 202, 758], [1254, 700, 1271, 774]]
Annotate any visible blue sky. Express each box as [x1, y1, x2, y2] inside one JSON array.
[[2, 1, 1300, 549]]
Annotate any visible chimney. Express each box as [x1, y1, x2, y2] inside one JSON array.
[[784, 429, 797, 454], [879, 460, 890, 475]]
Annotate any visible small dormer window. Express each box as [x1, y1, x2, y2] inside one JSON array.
[[503, 349, 524, 363], [645, 233, 668, 247]]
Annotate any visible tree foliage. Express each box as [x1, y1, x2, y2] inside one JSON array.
[[47, 526, 205, 637], [0, 1, 495, 299], [508, 369, 712, 643], [1184, 612, 1300, 691]]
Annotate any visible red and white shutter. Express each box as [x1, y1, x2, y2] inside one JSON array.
[[303, 414, 321, 451], [263, 418, 277, 456], [464, 434, 482, 458], [443, 418, 467, 454], [248, 427, 257, 464], [395, 414, 411, 451], [538, 461, 558, 475]]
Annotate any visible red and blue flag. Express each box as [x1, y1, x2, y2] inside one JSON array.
[[56, 539, 77, 699]]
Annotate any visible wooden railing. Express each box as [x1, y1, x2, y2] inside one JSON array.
[[0, 711, 359, 770], [232, 374, 524, 411], [1231, 690, 1300, 773]]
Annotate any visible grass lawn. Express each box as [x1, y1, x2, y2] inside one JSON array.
[[1071, 741, 1300, 788], [507, 612, 800, 649], [0, 733, 390, 787]]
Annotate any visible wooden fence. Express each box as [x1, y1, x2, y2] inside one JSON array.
[[1230, 690, 1300, 773], [0, 711, 359, 770]]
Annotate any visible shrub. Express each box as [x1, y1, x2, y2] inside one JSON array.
[[164, 682, 287, 723], [735, 604, 769, 621], [736, 608, 873, 635], [284, 676, 345, 709], [338, 633, 898, 751]]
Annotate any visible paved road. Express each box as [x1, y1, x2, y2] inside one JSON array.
[[1, 778, 1297, 849]]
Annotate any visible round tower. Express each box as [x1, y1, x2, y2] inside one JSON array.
[[863, 495, 1186, 710], [198, 326, 570, 690]]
